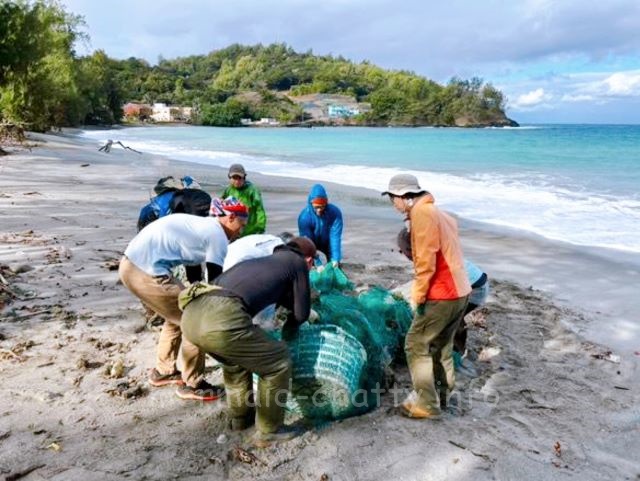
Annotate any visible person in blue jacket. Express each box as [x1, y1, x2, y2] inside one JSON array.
[[298, 184, 343, 266], [137, 176, 210, 232]]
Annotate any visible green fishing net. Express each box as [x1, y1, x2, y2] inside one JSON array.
[[279, 265, 413, 420]]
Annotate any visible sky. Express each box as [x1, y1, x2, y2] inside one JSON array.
[[61, 0, 640, 124]]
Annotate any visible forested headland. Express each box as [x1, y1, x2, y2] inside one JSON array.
[[1, 0, 517, 136]]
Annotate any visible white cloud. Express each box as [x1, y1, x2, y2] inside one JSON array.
[[601, 72, 640, 96], [561, 93, 595, 102], [512, 88, 552, 108]]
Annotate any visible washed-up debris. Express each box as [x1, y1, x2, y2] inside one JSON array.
[[229, 445, 267, 466], [478, 346, 501, 362], [0, 348, 24, 362], [0, 230, 50, 246], [466, 308, 488, 329], [590, 351, 620, 364], [103, 359, 125, 378], [0, 340, 36, 361], [76, 357, 104, 370], [103, 258, 120, 271], [10, 264, 34, 274], [46, 441, 62, 452], [554, 441, 562, 457], [447, 440, 494, 463], [105, 380, 147, 399], [46, 246, 72, 264], [98, 139, 141, 154]]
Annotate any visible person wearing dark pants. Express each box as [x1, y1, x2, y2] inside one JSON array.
[[179, 237, 317, 447]]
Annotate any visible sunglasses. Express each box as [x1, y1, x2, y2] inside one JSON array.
[[229, 175, 245, 180]]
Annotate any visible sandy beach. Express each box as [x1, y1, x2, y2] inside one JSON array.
[[1, 132, 639, 480]]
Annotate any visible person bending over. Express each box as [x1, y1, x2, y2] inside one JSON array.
[[179, 237, 316, 447], [119, 198, 248, 401], [298, 183, 343, 266]]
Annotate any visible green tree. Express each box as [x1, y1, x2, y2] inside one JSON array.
[[75, 50, 124, 124], [0, 0, 84, 131]]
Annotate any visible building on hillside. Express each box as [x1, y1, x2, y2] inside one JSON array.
[[123, 103, 153, 122], [328, 104, 360, 118], [150, 103, 193, 123], [255, 117, 280, 126]]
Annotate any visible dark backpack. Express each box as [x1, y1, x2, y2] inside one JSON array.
[[171, 189, 212, 217], [137, 189, 212, 232]]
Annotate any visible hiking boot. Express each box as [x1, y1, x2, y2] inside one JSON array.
[[399, 400, 441, 420], [175, 380, 225, 402], [252, 426, 303, 448], [148, 368, 184, 387], [229, 414, 255, 431]]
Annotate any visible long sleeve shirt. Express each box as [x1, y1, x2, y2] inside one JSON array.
[[222, 181, 267, 236], [410, 194, 471, 304]]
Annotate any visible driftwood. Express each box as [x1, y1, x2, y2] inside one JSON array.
[[98, 139, 142, 154], [1, 122, 28, 155]]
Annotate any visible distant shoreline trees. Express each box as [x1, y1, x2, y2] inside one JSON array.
[[0, 1, 516, 134]]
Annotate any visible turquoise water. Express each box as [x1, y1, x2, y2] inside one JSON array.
[[80, 124, 640, 253]]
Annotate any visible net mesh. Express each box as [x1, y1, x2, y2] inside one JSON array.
[[280, 266, 412, 420]]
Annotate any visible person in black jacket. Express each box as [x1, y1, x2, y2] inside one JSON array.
[[179, 236, 316, 447]]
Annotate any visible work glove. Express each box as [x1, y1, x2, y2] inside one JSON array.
[[308, 309, 320, 324], [281, 311, 300, 340], [410, 299, 426, 316]]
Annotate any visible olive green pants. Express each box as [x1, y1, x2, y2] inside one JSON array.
[[181, 294, 291, 434], [405, 296, 469, 412]]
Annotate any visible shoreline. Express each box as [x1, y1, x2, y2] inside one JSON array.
[[71, 128, 640, 356], [1, 133, 638, 480]]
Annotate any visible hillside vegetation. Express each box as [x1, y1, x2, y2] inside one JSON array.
[[1, 1, 516, 132]]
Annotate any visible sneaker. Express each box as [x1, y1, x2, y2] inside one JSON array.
[[145, 313, 165, 331], [148, 368, 184, 387], [252, 426, 303, 448], [175, 380, 225, 402], [399, 400, 441, 419]]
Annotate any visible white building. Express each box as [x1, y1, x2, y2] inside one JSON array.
[[150, 103, 192, 123]]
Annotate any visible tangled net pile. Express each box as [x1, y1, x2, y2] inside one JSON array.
[[284, 264, 412, 420]]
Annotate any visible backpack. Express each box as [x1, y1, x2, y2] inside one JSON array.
[[153, 176, 183, 195], [137, 191, 175, 231]]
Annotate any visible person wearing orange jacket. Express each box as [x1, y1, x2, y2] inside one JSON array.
[[382, 174, 471, 418]]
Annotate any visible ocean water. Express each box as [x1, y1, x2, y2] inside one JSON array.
[[80, 124, 640, 254]]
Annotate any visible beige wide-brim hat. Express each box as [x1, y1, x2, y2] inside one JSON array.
[[381, 174, 425, 196]]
